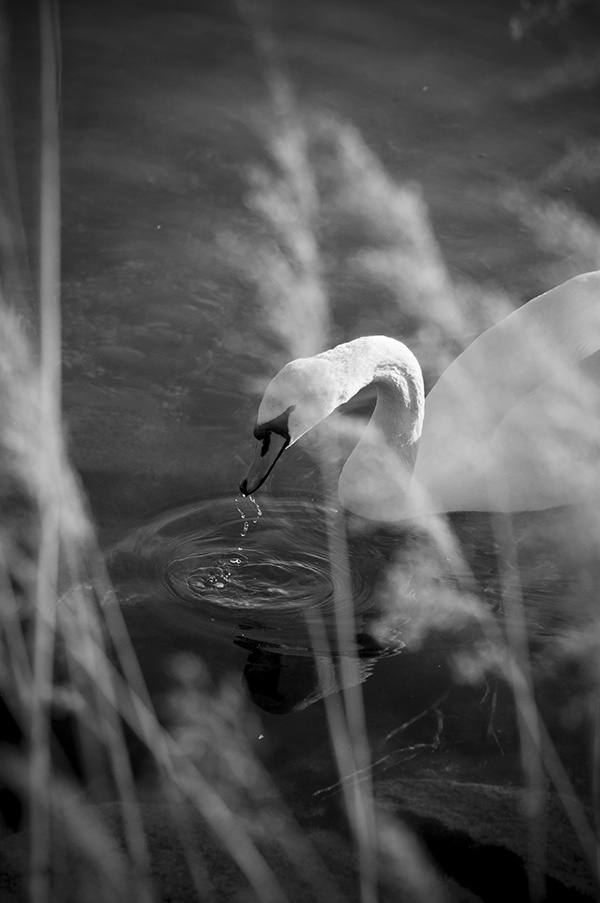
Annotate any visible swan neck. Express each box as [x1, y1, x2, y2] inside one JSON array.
[[336, 338, 425, 521]]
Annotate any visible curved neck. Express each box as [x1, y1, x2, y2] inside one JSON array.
[[328, 337, 424, 521]]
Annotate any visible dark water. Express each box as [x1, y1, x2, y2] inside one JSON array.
[[8, 0, 600, 896], [109, 496, 415, 715]]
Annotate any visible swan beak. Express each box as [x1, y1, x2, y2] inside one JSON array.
[[240, 432, 289, 496]]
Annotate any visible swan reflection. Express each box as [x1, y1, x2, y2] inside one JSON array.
[[237, 635, 391, 714]]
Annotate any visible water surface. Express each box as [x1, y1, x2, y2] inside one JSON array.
[[11, 0, 599, 896]]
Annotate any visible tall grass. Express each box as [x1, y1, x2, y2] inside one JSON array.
[[0, 5, 344, 903], [234, 6, 381, 900], [1, 1, 599, 902]]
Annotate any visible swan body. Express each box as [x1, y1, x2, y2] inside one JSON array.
[[240, 271, 600, 520]]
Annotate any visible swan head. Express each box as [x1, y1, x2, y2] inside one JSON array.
[[240, 356, 345, 496]]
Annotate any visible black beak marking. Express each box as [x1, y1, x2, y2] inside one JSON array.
[[253, 405, 295, 442]]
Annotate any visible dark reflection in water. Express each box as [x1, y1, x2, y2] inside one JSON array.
[[108, 496, 412, 713], [108, 491, 600, 724], [238, 633, 391, 714], [107, 492, 600, 742]]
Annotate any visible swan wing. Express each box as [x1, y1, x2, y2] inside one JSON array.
[[482, 350, 600, 510], [414, 271, 600, 512]]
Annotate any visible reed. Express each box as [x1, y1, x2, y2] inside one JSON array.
[[1, 1, 599, 901], [235, 7, 383, 900], [0, 4, 334, 902]]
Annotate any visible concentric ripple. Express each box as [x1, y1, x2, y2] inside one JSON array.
[[108, 496, 406, 657], [159, 497, 364, 613]]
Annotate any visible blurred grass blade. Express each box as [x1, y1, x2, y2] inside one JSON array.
[[29, 3, 62, 900]]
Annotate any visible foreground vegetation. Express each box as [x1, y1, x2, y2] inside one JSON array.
[[0, 1, 599, 901]]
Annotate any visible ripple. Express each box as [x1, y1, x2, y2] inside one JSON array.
[[109, 496, 402, 657], [159, 498, 357, 613]]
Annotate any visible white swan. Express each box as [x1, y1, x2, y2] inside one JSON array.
[[240, 271, 600, 521]]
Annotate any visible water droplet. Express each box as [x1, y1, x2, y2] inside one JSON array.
[[235, 495, 263, 538]]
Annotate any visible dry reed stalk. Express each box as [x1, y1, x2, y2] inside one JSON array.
[[0, 4, 317, 901], [234, 5, 382, 900]]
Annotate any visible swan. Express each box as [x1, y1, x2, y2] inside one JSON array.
[[240, 271, 600, 521]]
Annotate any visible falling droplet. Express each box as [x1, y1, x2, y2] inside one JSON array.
[[235, 495, 263, 538]]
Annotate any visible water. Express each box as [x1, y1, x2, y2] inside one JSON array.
[[9, 0, 600, 895], [109, 495, 413, 714]]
